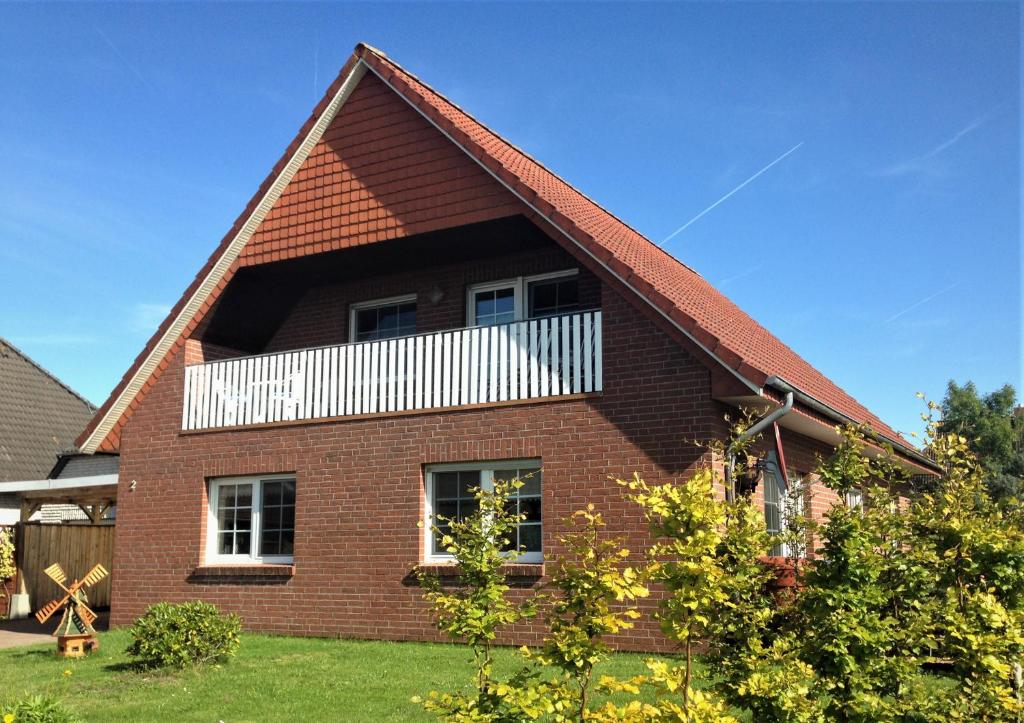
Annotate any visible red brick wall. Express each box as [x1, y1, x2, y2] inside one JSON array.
[[113, 271, 723, 650], [241, 71, 522, 267]]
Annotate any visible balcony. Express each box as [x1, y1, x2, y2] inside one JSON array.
[[182, 310, 603, 431]]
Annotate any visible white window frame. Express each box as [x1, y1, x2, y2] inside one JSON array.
[[423, 460, 542, 564], [466, 269, 578, 326], [206, 474, 296, 565], [349, 293, 418, 343]]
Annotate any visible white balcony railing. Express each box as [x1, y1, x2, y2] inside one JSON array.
[[182, 310, 602, 431]]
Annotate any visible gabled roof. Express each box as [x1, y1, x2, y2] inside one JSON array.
[[77, 43, 912, 455], [0, 338, 95, 481]]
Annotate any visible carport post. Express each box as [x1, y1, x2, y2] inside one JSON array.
[[8, 501, 38, 617]]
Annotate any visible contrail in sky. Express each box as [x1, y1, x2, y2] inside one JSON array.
[[884, 282, 960, 324], [94, 27, 152, 91], [660, 142, 804, 246]]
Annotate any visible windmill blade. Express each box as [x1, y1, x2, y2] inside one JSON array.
[[79, 564, 109, 588], [77, 604, 97, 626], [35, 595, 69, 624], [74, 597, 98, 623], [43, 563, 67, 586]]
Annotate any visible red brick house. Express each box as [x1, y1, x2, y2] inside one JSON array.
[[75, 44, 934, 648]]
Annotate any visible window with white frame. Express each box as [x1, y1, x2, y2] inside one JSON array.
[[424, 461, 542, 563], [207, 475, 296, 564], [350, 294, 417, 342], [845, 488, 864, 509], [466, 270, 580, 326]]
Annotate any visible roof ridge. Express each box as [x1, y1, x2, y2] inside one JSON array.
[[0, 337, 96, 411], [359, 46, 705, 279]]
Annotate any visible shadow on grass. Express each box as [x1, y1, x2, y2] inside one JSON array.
[[4, 649, 54, 661], [102, 660, 153, 673]]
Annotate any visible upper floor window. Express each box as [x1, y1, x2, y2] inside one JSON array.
[[424, 461, 542, 563], [350, 295, 417, 342], [207, 475, 296, 564], [467, 270, 579, 326]]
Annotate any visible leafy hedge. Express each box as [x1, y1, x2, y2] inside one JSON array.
[[126, 601, 240, 669]]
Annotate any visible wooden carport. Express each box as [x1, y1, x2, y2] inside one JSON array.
[[0, 474, 117, 618]]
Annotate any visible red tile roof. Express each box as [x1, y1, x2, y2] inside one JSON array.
[[77, 43, 912, 454], [354, 45, 908, 448]]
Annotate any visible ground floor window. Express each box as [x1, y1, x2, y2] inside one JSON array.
[[763, 452, 805, 558], [424, 461, 542, 563], [206, 475, 296, 564]]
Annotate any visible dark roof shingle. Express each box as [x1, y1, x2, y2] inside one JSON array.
[[0, 338, 95, 481]]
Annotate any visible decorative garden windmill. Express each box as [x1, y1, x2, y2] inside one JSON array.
[[35, 562, 109, 657]]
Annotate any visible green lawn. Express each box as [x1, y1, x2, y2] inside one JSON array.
[[0, 631, 706, 722]]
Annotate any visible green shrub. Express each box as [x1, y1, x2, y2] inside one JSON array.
[[1, 694, 80, 723], [126, 601, 240, 668]]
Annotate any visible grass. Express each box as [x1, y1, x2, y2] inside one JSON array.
[[0, 630, 708, 722]]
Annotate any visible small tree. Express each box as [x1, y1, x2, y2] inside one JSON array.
[[615, 469, 740, 720], [526, 505, 649, 720], [415, 476, 538, 721]]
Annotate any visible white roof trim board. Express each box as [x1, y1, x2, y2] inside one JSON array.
[[78, 62, 368, 454], [0, 474, 119, 494]]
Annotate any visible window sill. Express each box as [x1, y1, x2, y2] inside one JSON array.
[[416, 562, 545, 578], [190, 564, 295, 579]]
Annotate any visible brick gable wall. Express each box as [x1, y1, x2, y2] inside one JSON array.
[[241, 72, 523, 267]]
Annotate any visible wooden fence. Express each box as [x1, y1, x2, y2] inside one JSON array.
[[19, 523, 115, 610]]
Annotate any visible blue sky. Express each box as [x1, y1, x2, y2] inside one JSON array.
[[0, 3, 1019, 441]]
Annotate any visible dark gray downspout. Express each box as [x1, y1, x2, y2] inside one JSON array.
[[725, 391, 794, 502]]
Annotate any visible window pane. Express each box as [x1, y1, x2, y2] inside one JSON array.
[[398, 303, 417, 334], [529, 278, 579, 318], [262, 530, 281, 555], [519, 471, 541, 496], [435, 472, 460, 499], [234, 506, 251, 530], [281, 530, 294, 555], [475, 287, 516, 326], [378, 305, 398, 331], [235, 484, 252, 509], [521, 497, 542, 522], [433, 525, 451, 555], [435, 500, 458, 520], [475, 292, 495, 320], [530, 282, 557, 315], [281, 505, 295, 531], [263, 481, 282, 507], [356, 308, 377, 338], [235, 531, 251, 555], [460, 499, 480, 519], [217, 506, 233, 530], [218, 485, 236, 508], [356, 302, 417, 341], [218, 532, 233, 555], [460, 471, 481, 496], [494, 288, 515, 317], [519, 524, 542, 552]]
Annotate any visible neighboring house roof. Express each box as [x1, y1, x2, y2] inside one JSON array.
[[76, 43, 913, 456], [0, 338, 95, 481]]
